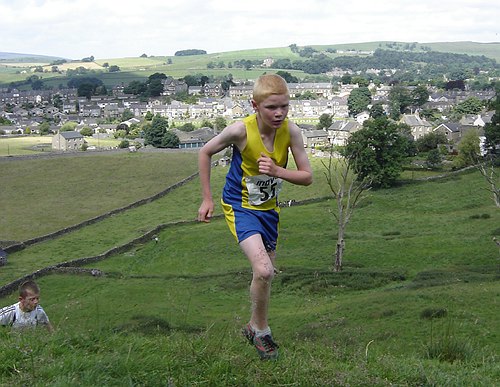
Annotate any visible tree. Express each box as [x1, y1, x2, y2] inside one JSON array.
[[341, 74, 352, 84], [200, 119, 213, 129], [369, 103, 385, 118], [476, 155, 500, 207], [425, 149, 443, 169], [351, 76, 369, 87], [118, 139, 130, 148], [32, 80, 44, 90], [60, 121, 78, 132], [108, 65, 120, 72], [77, 83, 95, 100], [276, 71, 298, 83], [296, 91, 317, 100], [80, 127, 93, 136], [144, 115, 169, 147], [453, 97, 484, 116], [483, 88, 500, 154], [214, 117, 227, 131], [38, 121, 51, 135], [162, 131, 180, 148], [322, 147, 371, 272], [415, 132, 448, 153], [411, 85, 430, 107], [121, 109, 135, 121], [347, 86, 371, 116], [344, 117, 411, 188], [454, 129, 481, 169], [317, 113, 333, 129], [52, 94, 63, 109], [388, 85, 413, 119], [445, 79, 465, 91], [179, 122, 195, 132], [124, 80, 147, 95], [147, 78, 164, 97]]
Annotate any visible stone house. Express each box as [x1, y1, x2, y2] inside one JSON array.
[[288, 83, 334, 99], [434, 122, 461, 143], [52, 131, 85, 151], [162, 77, 188, 96], [330, 96, 349, 118], [176, 127, 216, 149], [228, 85, 253, 99], [400, 114, 433, 140], [301, 129, 329, 148], [328, 120, 361, 146]]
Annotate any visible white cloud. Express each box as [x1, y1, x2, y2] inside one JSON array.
[[0, 0, 498, 59]]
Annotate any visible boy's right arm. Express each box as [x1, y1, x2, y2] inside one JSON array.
[[0, 305, 15, 326], [197, 122, 245, 222]]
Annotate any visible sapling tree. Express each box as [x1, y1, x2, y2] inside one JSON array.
[[476, 155, 500, 208], [322, 145, 372, 272]]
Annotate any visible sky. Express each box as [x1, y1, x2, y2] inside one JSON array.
[[1, 0, 498, 60]]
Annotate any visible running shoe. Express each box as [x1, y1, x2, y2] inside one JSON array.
[[253, 334, 279, 360], [242, 323, 255, 345]]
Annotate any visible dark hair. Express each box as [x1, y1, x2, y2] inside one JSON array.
[[19, 280, 40, 297]]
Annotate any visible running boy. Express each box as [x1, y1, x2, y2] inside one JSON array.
[[0, 280, 53, 331], [197, 74, 312, 360]]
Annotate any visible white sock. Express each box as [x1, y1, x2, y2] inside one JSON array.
[[254, 326, 271, 338]]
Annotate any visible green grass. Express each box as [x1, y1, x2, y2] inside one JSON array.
[[0, 136, 121, 157], [2, 41, 500, 87], [0, 151, 198, 243], [0, 153, 499, 385]]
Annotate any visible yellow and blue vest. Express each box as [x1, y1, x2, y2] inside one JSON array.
[[222, 114, 291, 211]]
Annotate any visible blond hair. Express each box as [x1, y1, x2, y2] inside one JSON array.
[[252, 74, 289, 104]]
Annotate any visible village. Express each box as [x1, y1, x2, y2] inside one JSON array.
[[0, 76, 496, 152]]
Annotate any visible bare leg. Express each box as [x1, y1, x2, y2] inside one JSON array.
[[239, 234, 275, 331], [268, 250, 279, 274]]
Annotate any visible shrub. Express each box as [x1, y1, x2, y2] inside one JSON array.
[[118, 140, 130, 149]]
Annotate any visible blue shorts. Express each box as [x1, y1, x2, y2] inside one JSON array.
[[221, 199, 280, 251]]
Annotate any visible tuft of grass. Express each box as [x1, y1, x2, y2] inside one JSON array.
[[424, 318, 474, 363], [420, 307, 448, 319], [469, 213, 491, 219]]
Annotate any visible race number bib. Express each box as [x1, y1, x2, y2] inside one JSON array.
[[245, 175, 283, 206]]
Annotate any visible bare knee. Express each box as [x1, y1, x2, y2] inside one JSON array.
[[253, 262, 275, 282]]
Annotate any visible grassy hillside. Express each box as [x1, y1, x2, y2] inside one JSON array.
[[2, 41, 500, 87], [0, 151, 199, 244], [0, 154, 498, 385]]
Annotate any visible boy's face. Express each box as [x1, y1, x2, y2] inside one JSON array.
[[19, 290, 40, 312], [252, 94, 290, 130]]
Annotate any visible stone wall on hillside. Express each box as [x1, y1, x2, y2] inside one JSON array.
[[4, 171, 200, 254]]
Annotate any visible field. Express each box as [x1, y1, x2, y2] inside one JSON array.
[[0, 151, 499, 386], [0, 150, 199, 243], [0, 136, 122, 157], [2, 41, 500, 88]]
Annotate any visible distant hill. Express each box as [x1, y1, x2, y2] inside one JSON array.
[[0, 52, 67, 63], [1, 41, 499, 88], [2, 41, 500, 63], [309, 41, 500, 62]]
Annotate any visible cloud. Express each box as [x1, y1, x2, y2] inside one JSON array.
[[0, 0, 497, 59]]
